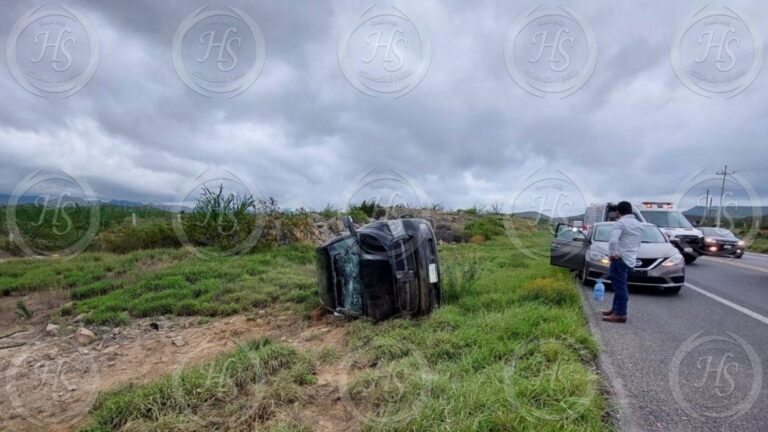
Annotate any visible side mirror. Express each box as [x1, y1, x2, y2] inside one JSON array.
[[342, 216, 357, 236]]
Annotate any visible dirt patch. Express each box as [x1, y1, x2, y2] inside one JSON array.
[[0, 310, 354, 432]]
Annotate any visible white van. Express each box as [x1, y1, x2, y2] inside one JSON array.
[[636, 202, 703, 264], [584, 202, 647, 226]]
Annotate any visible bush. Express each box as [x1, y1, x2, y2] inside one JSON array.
[[182, 184, 257, 250], [92, 220, 180, 253], [442, 256, 482, 303], [345, 208, 369, 224], [464, 216, 505, 241]]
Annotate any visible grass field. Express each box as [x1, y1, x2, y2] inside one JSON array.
[[0, 244, 318, 325], [3, 225, 609, 431]]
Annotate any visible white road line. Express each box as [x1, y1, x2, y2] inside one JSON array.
[[685, 282, 768, 327], [699, 256, 768, 274]]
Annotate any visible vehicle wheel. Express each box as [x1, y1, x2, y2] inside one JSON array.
[[580, 262, 593, 287], [665, 286, 682, 295], [684, 254, 696, 264], [735, 253, 744, 259]]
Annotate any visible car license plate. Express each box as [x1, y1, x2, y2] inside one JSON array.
[[684, 247, 693, 253], [634, 269, 648, 277], [724, 245, 731, 249]]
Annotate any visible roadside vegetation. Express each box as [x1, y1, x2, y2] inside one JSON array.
[[1, 194, 611, 430], [30, 221, 609, 431]]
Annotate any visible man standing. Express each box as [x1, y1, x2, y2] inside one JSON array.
[[603, 201, 643, 323]]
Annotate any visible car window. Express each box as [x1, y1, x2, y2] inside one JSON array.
[[592, 224, 665, 243], [701, 227, 736, 238], [556, 227, 584, 241], [593, 225, 613, 242], [641, 211, 693, 228], [641, 226, 667, 243]]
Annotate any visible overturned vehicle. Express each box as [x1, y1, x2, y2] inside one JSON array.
[[315, 217, 442, 321]]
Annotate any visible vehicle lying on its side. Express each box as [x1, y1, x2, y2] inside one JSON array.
[[695, 227, 746, 258], [315, 217, 442, 320], [550, 221, 685, 294]]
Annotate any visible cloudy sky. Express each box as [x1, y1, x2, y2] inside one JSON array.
[[1, 0, 766, 216]]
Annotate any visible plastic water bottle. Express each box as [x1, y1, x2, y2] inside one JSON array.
[[593, 279, 605, 302]]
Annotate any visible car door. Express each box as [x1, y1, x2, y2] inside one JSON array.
[[550, 223, 587, 269]]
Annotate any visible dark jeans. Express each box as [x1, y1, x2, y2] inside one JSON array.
[[609, 258, 631, 316]]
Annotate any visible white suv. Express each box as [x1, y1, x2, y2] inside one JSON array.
[[637, 202, 703, 264]]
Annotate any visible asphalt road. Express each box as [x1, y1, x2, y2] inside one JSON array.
[[580, 252, 768, 432]]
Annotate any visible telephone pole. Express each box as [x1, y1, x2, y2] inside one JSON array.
[[702, 188, 709, 224], [715, 165, 735, 228]]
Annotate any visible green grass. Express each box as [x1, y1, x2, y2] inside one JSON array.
[[5, 223, 611, 431], [0, 245, 318, 324], [341, 229, 609, 431], [78, 337, 316, 432]]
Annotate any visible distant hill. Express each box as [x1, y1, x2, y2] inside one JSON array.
[[683, 206, 767, 219], [0, 195, 190, 212]]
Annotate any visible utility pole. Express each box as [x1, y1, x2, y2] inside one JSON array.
[[715, 165, 735, 228], [702, 188, 709, 224]]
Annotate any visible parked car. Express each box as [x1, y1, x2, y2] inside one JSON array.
[[315, 217, 442, 321], [695, 227, 746, 258], [550, 221, 685, 294], [638, 202, 703, 264]]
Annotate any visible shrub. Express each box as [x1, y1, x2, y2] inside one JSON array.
[[442, 256, 482, 304], [345, 208, 369, 224], [92, 220, 180, 253], [464, 216, 505, 241], [182, 184, 257, 250]]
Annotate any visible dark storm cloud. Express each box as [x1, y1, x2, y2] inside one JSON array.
[[0, 0, 766, 212]]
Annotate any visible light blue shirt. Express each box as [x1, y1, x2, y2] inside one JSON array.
[[609, 215, 644, 268]]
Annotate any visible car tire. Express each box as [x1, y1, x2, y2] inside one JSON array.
[[684, 254, 696, 264], [735, 253, 744, 259], [580, 262, 594, 287]]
